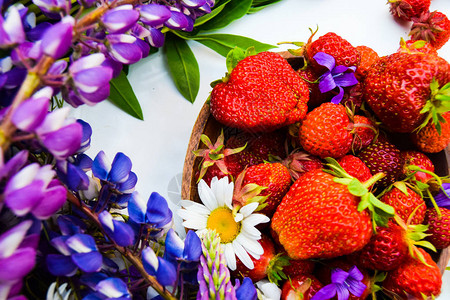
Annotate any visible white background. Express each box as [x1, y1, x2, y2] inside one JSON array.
[[72, 0, 450, 298]]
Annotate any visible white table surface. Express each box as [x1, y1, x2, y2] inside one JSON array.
[[72, 0, 450, 297]]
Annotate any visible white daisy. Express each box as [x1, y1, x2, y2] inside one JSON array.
[[178, 176, 270, 270]]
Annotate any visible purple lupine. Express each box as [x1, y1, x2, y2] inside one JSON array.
[[3, 163, 67, 219], [32, 0, 69, 15], [138, 4, 172, 27], [433, 183, 450, 209], [147, 27, 165, 48], [11, 86, 51, 131], [92, 151, 137, 192], [0, 150, 28, 181], [10, 41, 43, 64], [0, 6, 25, 48], [46, 233, 103, 276], [101, 4, 140, 34], [311, 266, 367, 300], [142, 247, 177, 287], [180, 0, 207, 9], [98, 211, 135, 247], [41, 15, 74, 59], [106, 34, 144, 64], [164, 9, 190, 30], [313, 52, 358, 104]]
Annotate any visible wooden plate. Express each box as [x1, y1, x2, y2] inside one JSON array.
[[181, 52, 450, 299]]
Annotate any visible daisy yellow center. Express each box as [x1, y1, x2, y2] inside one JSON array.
[[206, 207, 240, 243]]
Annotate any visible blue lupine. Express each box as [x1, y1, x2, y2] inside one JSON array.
[[142, 247, 177, 287], [165, 229, 201, 267], [98, 211, 135, 247]]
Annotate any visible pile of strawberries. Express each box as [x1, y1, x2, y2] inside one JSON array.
[[193, 3, 450, 299]]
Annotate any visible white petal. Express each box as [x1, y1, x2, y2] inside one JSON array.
[[242, 213, 270, 227], [239, 202, 258, 217], [234, 213, 243, 222], [179, 200, 210, 215], [177, 208, 208, 224], [198, 179, 219, 211], [240, 226, 262, 241], [233, 240, 254, 269], [224, 243, 236, 271], [182, 217, 207, 230], [256, 280, 281, 300], [236, 233, 264, 257]]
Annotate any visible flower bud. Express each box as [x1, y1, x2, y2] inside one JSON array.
[[101, 4, 140, 34], [139, 4, 171, 27], [41, 16, 74, 59]]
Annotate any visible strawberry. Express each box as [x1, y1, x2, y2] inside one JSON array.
[[234, 234, 289, 284], [350, 115, 377, 153], [281, 274, 323, 300], [363, 51, 450, 133], [210, 51, 309, 133], [279, 149, 323, 181], [388, 0, 431, 21], [297, 66, 328, 109], [382, 247, 442, 299], [304, 31, 361, 74], [337, 155, 372, 183], [400, 150, 435, 182], [350, 221, 409, 271], [411, 111, 450, 153], [282, 258, 316, 279], [355, 45, 379, 81], [357, 140, 403, 188], [397, 38, 438, 56], [424, 206, 450, 249], [410, 11, 450, 50], [381, 184, 426, 224], [299, 103, 353, 159], [271, 168, 374, 259], [238, 162, 292, 217]]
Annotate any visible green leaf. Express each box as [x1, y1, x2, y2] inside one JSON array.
[[164, 34, 200, 103], [108, 71, 144, 120], [226, 47, 246, 73], [193, 0, 231, 27], [369, 194, 395, 216], [393, 181, 408, 195], [347, 178, 368, 196], [193, 33, 276, 57], [248, 0, 282, 13], [196, 0, 253, 31]]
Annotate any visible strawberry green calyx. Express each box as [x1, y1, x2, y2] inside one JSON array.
[[266, 254, 290, 285], [417, 80, 450, 134], [324, 157, 394, 230], [232, 169, 268, 210]]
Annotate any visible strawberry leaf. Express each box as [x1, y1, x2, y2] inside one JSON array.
[[347, 178, 368, 197]]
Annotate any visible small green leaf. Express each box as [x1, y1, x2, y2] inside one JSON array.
[[369, 193, 395, 215], [347, 178, 368, 196], [248, 0, 282, 13], [164, 34, 200, 103], [193, 33, 276, 57], [333, 177, 352, 186], [393, 181, 408, 195], [193, 0, 231, 27], [108, 71, 144, 120], [226, 47, 246, 73], [196, 0, 253, 31]]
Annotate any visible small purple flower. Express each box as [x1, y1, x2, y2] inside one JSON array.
[[147, 27, 165, 48], [181, 0, 207, 9], [165, 9, 189, 30], [313, 52, 358, 104], [0, 150, 28, 181], [32, 0, 69, 15], [142, 247, 177, 287], [95, 278, 131, 299], [41, 16, 74, 59], [138, 4, 171, 27], [98, 211, 135, 247], [46, 233, 103, 276], [164, 229, 201, 265], [92, 151, 136, 191], [235, 277, 258, 300], [311, 266, 367, 300], [0, 6, 25, 48], [128, 191, 173, 231], [433, 183, 450, 209], [11, 87, 51, 131], [101, 4, 140, 34], [106, 34, 143, 64], [11, 41, 43, 63]]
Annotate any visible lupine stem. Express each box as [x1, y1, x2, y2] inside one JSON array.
[[65, 191, 176, 300]]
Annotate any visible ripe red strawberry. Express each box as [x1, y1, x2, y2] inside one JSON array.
[[355, 45, 379, 81], [337, 155, 372, 183], [299, 103, 353, 159], [297, 66, 328, 109], [400, 150, 435, 182], [239, 162, 292, 217], [410, 11, 450, 50], [411, 111, 450, 153], [281, 274, 323, 300], [388, 0, 431, 21], [304, 31, 361, 74], [357, 140, 403, 188], [210, 51, 309, 132], [350, 115, 377, 153], [381, 184, 426, 224], [351, 221, 409, 271], [383, 248, 442, 299], [280, 150, 323, 181], [424, 207, 450, 249], [234, 234, 289, 283], [271, 169, 373, 260], [363, 52, 450, 133], [282, 258, 316, 278], [397, 38, 438, 56]]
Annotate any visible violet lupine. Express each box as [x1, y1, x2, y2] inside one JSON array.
[[0, 6, 25, 48], [313, 52, 358, 104], [32, 0, 70, 16], [433, 183, 450, 209], [46, 233, 103, 276], [0, 220, 38, 300], [41, 15, 74, 59], [98, 210, 135, 247], [106, 34, 145, 65], [11, 86, 51, 131], [311, 266, 367, 300], [101, 4, 140, 34]]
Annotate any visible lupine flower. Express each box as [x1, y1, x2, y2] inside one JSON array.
[[57, 215, 86, 236], [27, 21, 52, 41], [178, 176, 270, 270], [164, 228, 202, 271], [46, 233, 103, 276], [0, 221, 37, 298], [98, 211, 135, 247], [234, 277, 258, 300], [81, 277, 131, 300], [46, 281, 73, 300], [433, 183, 450, 209], [92, 151, 137, 192], [35, 107, 83, 159], [0, 149, 28, 181], [255, 279, 281, 300], [127, 191, 173, 234], [32, 0, 69, 16], [66, 53, 114, 106], [313, 52, 358, 104], [138, 4, 172, 27], [181, 0, 207, 9], [196, 230, 235, 300], [164, 9, 190, 30], [142, 247, 177, 287], [77, 119, 92, 153], [147, 27, 165, 48], [11, 86, 51, 131], [311, 266, 366, 300], [11, 41, 43, 63], [0, 6, 25, 48], [41, 15, 74, 59], [3, 163, 66, 219], [56, 156, 91, 192], [101, 4, 140, 34], [106, 34, 144, 65]]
